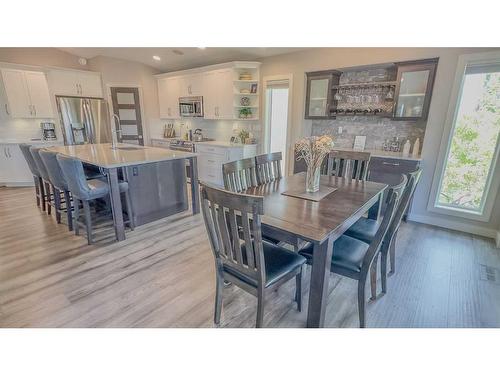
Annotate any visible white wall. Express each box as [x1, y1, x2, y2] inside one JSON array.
[[258, 47, 500, 237]]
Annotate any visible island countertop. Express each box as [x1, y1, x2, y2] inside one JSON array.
[[49, 143, 198, 168]]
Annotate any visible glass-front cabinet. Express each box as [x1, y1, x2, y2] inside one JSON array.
[[305, 72, 337, 119], [393, 58, 438, 120]]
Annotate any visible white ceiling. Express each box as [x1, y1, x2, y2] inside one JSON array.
[[58, 47, 306, 73]]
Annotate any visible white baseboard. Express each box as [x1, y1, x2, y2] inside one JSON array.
[[407, 213, 498, 240]]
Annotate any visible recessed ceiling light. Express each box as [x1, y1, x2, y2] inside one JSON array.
[[172, 49, 184, 56], [153, 55, 161, 61]]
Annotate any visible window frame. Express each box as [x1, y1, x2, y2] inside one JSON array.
[[428, 51, 500, 222]]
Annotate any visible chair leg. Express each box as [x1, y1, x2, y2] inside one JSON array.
[[53, 187, 62, 224], [370, 254, 378, 301], [83, 200, 93, 245], [214, 269, 224, 327], [295, 266, 303, 312], [389, 232, 398, 275], [381, 252, 388, 294], [39, 178, 46, 211], [124, 190, 135, 230], [74, 199, 80, 235], [34, 176, 40, 206], [45, 182, 52, 215], [64, 191, 73, 232], [358, 278, 366, 328], [256, 287, 265, 328]]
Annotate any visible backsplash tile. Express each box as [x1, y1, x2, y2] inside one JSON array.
[[311, 117, 426, 151]]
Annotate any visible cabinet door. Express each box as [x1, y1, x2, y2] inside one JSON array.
[[216, 69, 235, 120], [166, 77, 180, 119], [202, 71, 218, 119], [158, 78, 169, 118], [305, 73, 332, 119], [48, 69, 79, 96], [24, 71, 53, 118], [6, 144, 33, 184], [1, 69, 31, 117], [78, 72, 103, 98], [393, 59, 438, 120]]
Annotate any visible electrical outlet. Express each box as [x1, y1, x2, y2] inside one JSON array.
[[338, 126, 343, 134]]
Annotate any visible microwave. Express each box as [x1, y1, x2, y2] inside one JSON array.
[[179, 96, 203, 117]]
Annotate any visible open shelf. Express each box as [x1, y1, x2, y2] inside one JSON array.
[[234, 92, 258, 96], [332, 81, 398, 89], [235, 105, 259, 108]]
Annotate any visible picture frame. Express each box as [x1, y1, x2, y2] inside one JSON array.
[[250, 83, 258, 93]]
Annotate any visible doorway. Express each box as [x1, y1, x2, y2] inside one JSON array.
[[110, 87, 145, 145], [264, 76, 292, 174]]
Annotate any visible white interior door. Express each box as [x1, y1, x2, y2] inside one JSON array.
[[25, 71, 53, 118]]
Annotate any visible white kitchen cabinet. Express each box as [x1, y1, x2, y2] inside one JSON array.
[[195, 143, 258, 186], [0, 69, 53, 118], [202, 69, 234, 120], [202, 71, 218, 120], [178, 74, 203, 97], [0, 144, 33, 186], [158, 77, 180, 119], [48, 69, 103, 98]]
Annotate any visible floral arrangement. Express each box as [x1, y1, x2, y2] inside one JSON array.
[[295, 135, 334, 192], [295, 135, 334, 170]]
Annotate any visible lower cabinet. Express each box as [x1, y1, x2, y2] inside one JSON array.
[[0, 144, 33, 186], [195, 143, 258, 187]]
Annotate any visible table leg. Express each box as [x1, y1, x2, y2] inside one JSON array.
[[367, 191, 383, 221], [307, 237, 333, 328], [107, 167, 126, 241], [189, 156, 200, 215]]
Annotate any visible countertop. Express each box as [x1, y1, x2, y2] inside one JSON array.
[[150, 137, 257, 148], [332, 147, 422, 161], [49, 143, 197, 168], [0, 138, 64, 145]]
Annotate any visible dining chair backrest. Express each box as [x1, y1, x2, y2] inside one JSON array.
[[19, 143, 40, 177], [255, 152, 282, 184], [30, 147, 51, 181], [222, 157, 259, 193], [39, 149, 68, 191], [200, 181, 266, 285], [327, 150, 371, 181], [384, 168, 422, 248], [56, 154, 94, 199], [361, 174, 407, 271]]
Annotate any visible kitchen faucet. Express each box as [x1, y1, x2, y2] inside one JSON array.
[[111, 114, 122, 149]]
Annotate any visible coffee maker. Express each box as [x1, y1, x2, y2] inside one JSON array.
[[40, 122, 57, 141]]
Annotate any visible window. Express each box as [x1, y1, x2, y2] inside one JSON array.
[[432, 54, 500, 220]]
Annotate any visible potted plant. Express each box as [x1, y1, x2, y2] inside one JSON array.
[[239, 108, 252, 119]]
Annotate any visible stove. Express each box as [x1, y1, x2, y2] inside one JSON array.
[[168, 139, 195, 152]]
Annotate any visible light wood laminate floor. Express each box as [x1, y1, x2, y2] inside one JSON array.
[[1, 187, 499, 328]]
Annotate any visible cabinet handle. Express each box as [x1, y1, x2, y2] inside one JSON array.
[[382, 161, 400, 166], [3, 147, 7, 158], [6, 147, 11, 158], [4, 103, 9, 115], [33, 105, 37, 117]]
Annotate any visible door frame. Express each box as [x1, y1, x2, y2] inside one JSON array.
[[106, 83, 148, 144], [262, 74, 294, 175], [427, 50, 500, 222]]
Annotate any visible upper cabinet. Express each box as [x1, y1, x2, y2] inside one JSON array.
[[48, 69, 103, 98], [1, 69, 53, 118], [393, 59, 438, 120], [304, 58, 438, 121], [156, 61, 260, 121]]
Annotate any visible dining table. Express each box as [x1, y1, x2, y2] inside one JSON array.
[[243, 172, 387, 328]]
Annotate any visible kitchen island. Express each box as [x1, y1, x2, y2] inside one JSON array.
[[50, 143, 199, 241]]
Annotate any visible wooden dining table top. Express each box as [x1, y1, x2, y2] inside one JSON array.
[[243, 172, 387, 244]]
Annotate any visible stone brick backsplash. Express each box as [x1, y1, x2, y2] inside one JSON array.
[[311, 117, 426, 151]]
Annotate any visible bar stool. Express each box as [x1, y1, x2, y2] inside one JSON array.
[[30, 146, 54, 215], [39, 149, 74, 231], [19, 143, 45, 210], [56, 154, 134, 244]]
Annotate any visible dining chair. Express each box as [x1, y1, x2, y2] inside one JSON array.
[[56, 154, 133, 245], [200, 181, 306, 328], [255, 152, 282, 184], [345, 169, 422, 292], [30, 146, 55, 216], [39, 149, 74, 231], [19, 143, 45, 210], [326, 150, 371, 181], [299, 175, 407, 328], [222, 157, 259, 193]]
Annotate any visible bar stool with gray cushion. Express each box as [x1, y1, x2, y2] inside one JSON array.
[[19, 143, 46, 210], [56, 154, 133, 244], [39, 149, 74, 231], [30, 146, 54, 215]]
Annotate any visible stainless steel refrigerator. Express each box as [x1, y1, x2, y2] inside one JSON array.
[[56, 96, 111, 145]]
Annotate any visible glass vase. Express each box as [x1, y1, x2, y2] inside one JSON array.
[[306, 165, 321, 193]]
